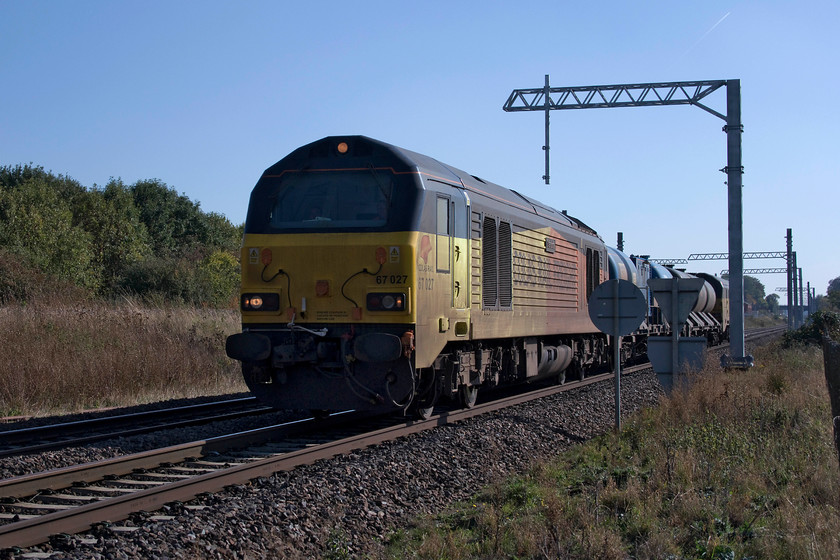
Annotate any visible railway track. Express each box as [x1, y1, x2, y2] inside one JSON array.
[[0, 368, 626, 551], [722, 325, 787, 354], [745, 324, 787, 341], [0, 326, 787, 551], [0, 397, 272, 459]]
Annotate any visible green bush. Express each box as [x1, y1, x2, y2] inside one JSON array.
[[74, 179, 151, 291], [118, 255, 180, 301], [196, 250, 240, 307], [1, 164, 242, 306], [0, 176, 97, 290], [782, 310, 840, 346]]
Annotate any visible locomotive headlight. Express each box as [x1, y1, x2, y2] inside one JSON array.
[[241, 293, 280, 311], [366, 293, 406, 312]]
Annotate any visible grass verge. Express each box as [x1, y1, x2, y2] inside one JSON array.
[[385, 342, 840, 559], [0, 300, 244, 417]]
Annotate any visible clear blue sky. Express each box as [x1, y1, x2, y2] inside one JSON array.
[[2, 0, 837, 297]]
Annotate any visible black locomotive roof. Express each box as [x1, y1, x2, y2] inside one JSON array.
[[259, 136, 599, 238], [383, 138, 599, 238]]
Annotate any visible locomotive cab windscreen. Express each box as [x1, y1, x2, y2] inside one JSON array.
[[244, 138, 423, 234], [267, 170, 391, 229]]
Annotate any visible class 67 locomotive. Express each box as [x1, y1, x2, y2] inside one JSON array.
[[225, 136, 728, 418]]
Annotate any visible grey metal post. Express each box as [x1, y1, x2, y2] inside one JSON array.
[[791, 251, 802, 329], [798, 267, 804, 325], [612, 280, 621, 430], [787, 229, 793, 330], [807, 281, 812, 316], [614, 334, 621, 429], [671, 280, 680, 380], [543, 74, 550, 184], [725, 80, 747, 363]]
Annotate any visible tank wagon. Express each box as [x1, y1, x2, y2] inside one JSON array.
[[226, 136, 730, 417], [604, 248, 731, 364]]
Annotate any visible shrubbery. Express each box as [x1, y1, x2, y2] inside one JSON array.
[[782, 310, 840, 346], [0, 164, 241, 307]]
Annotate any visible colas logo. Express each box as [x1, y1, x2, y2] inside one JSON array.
[[418, 235, 432, 264]]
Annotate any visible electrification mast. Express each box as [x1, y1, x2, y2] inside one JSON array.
[[504, 76, 752, 368]]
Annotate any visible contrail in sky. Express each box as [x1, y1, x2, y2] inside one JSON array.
[[685, 11, 731, 54]]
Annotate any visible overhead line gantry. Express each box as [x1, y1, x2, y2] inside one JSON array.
[[504, 76, 751, 367]]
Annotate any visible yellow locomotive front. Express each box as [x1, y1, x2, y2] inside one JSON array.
[[226, 137, 425, 412]]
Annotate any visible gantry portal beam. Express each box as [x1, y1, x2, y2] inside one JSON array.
[[720, 268, 788, 275], [649, 259, 688, 265], [689, 252, 789, 261], [503, 80, 727, 118]]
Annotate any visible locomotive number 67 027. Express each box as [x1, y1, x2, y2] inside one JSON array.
[[376, 275, 408, 285]]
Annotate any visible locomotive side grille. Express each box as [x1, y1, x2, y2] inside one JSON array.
[[499, 221, 512, 308], [586, 247, 602, 299], [482, 216, 497, 308], [481, 216, 513, 310], [471, 210, 483, 307]]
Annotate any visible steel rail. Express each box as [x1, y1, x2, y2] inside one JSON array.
[[0, 397, 269, 458], [0, 372, 617, 550]]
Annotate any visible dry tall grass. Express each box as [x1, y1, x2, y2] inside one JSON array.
[[386, 342, 840, 559], [0, 300, 245, 417]]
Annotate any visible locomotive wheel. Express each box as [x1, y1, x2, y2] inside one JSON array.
[[412, 403, 435, 420], [459, 384, 478, 408], [411, 368, 439, 420]]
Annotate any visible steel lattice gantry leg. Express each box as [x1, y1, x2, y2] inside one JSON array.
[[723, 80, 752, 368]]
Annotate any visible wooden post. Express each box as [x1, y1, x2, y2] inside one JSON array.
[[822, 338, 840, 471]]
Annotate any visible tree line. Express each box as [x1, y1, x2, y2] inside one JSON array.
[[0, 164, 242, 307], [722, 271, 840, 315], [4, 162, 839, 313]]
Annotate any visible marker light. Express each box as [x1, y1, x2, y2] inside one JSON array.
[[337, 141, 349, 154]]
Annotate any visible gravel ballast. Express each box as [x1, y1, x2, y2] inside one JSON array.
[[2, 370, 662, 559]]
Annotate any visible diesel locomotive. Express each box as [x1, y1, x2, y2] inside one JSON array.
[[225, 136, 729, 417]]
